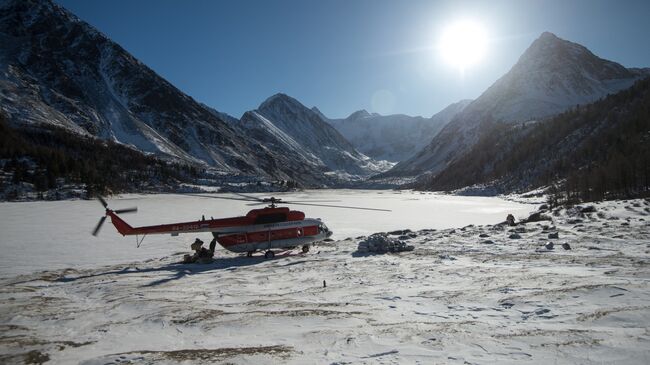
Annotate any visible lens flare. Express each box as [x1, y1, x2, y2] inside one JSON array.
[[439, 20, 488, 71]]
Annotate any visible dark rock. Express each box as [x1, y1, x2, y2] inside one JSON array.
[[545, 242, 554, 250], [539, 204, 549, 211], [523, 211, 552, 223], [509, 233, 522, 239], [580, 205, 596, 213], [548, 232, 559, 239], [562, 243, 571, 250], [389, 229, 412, 236], [479, 233, 489, 238], [482, 240, 495, 244]]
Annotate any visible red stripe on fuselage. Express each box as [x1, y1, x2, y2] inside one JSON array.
[[217, 225, 320, 247]]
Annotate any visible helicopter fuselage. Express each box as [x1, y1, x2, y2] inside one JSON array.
[[106, 206, 332, 254]]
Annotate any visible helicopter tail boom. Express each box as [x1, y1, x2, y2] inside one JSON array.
[[107, 210, 136, 236]]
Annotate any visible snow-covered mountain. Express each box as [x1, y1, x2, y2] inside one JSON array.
[[0, 0, 341, 185], [385, 32, 650, 179], [236, 94, 391, 182], [327, 100, 471, 162]]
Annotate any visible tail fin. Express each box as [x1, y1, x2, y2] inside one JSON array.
[[107, 211, 135, 236]]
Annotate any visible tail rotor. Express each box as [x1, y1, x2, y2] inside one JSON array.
[[92, 197, 138, 236]]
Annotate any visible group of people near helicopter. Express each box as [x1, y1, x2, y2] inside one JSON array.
[[182, 237, 216, 264]]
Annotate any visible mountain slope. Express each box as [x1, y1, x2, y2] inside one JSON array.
[[327, 100, 471, 162], [415, 77, 650, 202], [237, 94, 390, 181], [0, 0, 318, 184], [385, 32, 649, 179]]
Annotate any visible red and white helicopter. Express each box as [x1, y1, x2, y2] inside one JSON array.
[[92, 193, 389, 259]]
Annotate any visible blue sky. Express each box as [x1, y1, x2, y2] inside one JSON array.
[[57, 0, 650, 119]]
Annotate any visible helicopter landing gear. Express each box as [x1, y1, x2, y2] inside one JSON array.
[[264, 250, 275, 259], [246, 251, 254, 257], [302, 245, 310, 253]]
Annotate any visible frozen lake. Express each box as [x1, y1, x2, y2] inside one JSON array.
[[0, 189, 536, 276]]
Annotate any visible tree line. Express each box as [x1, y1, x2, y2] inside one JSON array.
[[0, 114, 201, 199], [415, 77, 650, 205]]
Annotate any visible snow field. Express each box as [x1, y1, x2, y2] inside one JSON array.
[[0, 194, 649, 364]]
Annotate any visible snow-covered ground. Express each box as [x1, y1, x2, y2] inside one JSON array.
[[1, 193, 649, 364], [0, 190, 533, 276]]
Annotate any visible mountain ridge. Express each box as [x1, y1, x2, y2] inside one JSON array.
[[383, 31, 649, 180], [326, 99, 472, 163], [0, 0, 383, 188], [238, 93, 390, 181]]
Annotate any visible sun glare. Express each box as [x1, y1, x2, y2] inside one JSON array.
[[439, 20, 488, 72]]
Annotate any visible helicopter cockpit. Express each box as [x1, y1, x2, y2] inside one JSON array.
[[318, 223, 333, 238]]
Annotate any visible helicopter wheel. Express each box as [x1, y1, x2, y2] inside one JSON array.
[[302, 245, 310, 253], [264, 250, 275, 259], [246, 251, 254, 257]]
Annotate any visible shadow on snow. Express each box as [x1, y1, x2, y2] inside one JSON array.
[[55, 250, 307, 287]]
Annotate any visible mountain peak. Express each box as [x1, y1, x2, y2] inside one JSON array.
[[538, 31, 559, 41], [311, 106, 328, 120], [516, 31, 631, 81], [259, 93, 300, 110], [347, 109, 372, 120]]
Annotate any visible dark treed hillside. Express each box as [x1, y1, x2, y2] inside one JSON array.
[[0, 114, 201, 199], [414, 77, 650, 204]]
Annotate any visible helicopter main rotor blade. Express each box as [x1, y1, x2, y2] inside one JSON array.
[[231, 192, 265, 202], [282, 200, 342, 203], [283, 201, 391, 212], [92, 216, 107, 236], [114, 207, 138, 214], [98, 196, 108, 209], [183, 194, 260, 202], [246, 200, 341, 206]]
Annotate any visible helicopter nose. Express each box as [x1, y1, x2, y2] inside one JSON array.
[[326, 229, 333, 238]]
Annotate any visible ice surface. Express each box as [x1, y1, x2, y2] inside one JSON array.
[[0, 190, 533, 276]]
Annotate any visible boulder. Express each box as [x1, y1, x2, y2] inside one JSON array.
[[545, 242, 554, 250], [548, 232, 559, 239], [509, 233, 522, 239], [580, 205, 596, 213], [388, 229, 411, 236], [357, 234, 415, 254], [562, 243, 571, 250], [522, 211, 552, 224]]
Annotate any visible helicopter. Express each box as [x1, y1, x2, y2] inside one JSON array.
[[92, 193, 390, 259]]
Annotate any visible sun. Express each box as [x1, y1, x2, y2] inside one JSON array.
[[439, 20, 488, 72]]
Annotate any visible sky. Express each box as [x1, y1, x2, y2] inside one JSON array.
[[57, 0, 650, 119]]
